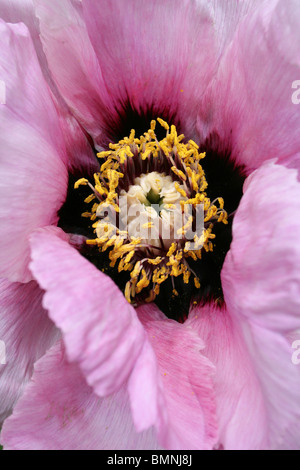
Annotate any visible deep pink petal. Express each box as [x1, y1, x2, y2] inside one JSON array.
[[82, 0, 219, 139], [1, 341, 160, 450], [0, 279, 58, 423], [197, 0, 300, 171], [222, 162, 300, 449], [29, 226, 147, 397], [0, 20, 68, 282], [0, 1, 99, 174], [131, 303, 218, 450]]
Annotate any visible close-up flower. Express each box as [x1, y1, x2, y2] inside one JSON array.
[[0, 0, 300, 450]]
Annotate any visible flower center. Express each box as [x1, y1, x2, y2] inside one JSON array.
[[119, 171, 188, 250], [75, 119, 228, 306]]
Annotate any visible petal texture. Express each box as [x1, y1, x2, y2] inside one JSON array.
[[33, 0, 112, 146], [0, 279, 58, 423], [0, 20, 68, 282], [29, 227, 218, 450], [187, 305, 268, 450], [197, 0, 300, 171], [222, 161, 300, 449], [1, 341, 160, 450], [133, 304, 218, 450], [29, 226, 147, 397], [35, 0, 220, 143]]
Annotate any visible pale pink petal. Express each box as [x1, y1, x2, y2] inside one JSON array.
[[33, 0, 113, 146], [29, 227, 218, 449], [222, 161, 300, 449], [197, 0, 300, 171], [0, 20, 68, 282], [209, 0, 261, 58], [186, 305, 268, 450], [29, 226, 147, 397], [223, 162, 300, 332], [0, 279, 58, 423], [131, 303, 218, 450], [55, 105, 99, 174], [0, 0, 53, 86], [0, 1, 100, 174], [1, 341, 160, 450]]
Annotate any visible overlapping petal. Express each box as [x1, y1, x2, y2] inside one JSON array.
[[29, 226, 147, 397], [222, 161, 300, 449], [0, 279, 58, 423], [28, 227, 218, 449], [1, 341, 160, 450], [34, 0, 225, 144], [0, 19, 68, 282], [134, 304, 218, 450], [187, 305, 268, 450], [33, 0, 113, 146], [197, 0, 300, 171], [0, 0, 299, 452]]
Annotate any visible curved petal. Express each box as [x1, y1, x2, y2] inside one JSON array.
[[0, 0, 52, 85], [0, 20, 68, 282], [29, 226, 147, 397], [29, 227, 218, 450], [209, 0, 261, 59], [0, 1, 100, 174], [186, 305, 268, 450], [1, 341, 160, 450], [0, 279, 58, 423], [33, 0, 113, 146], [222, 161, 300, 449], [132, 304, 218, 450], [34, 0, 222, 143], [197, 0, 300, 171]]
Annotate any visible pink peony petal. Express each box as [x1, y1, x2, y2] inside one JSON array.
[[223, 161, 300, 333], [1, 341, 160, 450], [0, 1, 100, 174], [33, 0, 113, 146], [0, 20, 68, 282], [0, 279, 58, 423], [131, 303, 218, 450], [222, 161, 300, 449], [0, 0, 52, 86], [208, 0, 261, 58], [34, 0, 227, 142], [82, 0, 218, 139], [197, 0, 300, 172], [29, 226, 147, 397], [186, 305, 268, 450]]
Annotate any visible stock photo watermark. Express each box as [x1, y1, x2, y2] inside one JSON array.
[[0, 340, 6, 365], [97, 196, 205, 250], [292, 340, 300, 365], [291, 80, 300, 104]]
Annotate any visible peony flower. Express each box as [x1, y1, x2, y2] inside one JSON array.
[[0, 0, 300, 450]]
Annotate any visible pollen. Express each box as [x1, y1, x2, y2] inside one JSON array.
[[75, 118, 228, 305]]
